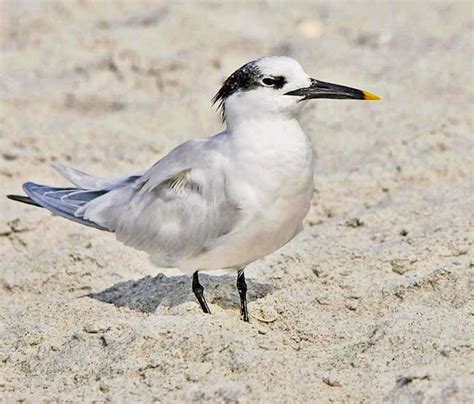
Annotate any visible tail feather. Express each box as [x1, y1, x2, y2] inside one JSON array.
[[18, 182, 110, 231], [52, 163, 106, 189], [53, 163, 142, 190], [7, 162, 139, 232]]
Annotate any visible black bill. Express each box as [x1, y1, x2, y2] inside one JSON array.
[[285, 78, 380, 101]]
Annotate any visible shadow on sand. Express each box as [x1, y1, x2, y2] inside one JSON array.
[[87, 273, 275, 313]]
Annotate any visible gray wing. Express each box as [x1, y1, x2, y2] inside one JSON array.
[[82, 136, 242, 267], [135, 138, 217, 193], [9, 165, 145, 232]]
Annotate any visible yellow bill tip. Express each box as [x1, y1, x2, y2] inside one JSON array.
[[363, 91, 381, 101]]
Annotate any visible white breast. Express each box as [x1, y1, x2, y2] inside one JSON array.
[[181, 118, 314, 272]]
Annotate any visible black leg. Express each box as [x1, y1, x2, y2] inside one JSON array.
[[192, 271, 211, 314], [237, 268, 249, 322]]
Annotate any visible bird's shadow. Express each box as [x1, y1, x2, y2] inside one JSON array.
[[87, 273, 275, 313]]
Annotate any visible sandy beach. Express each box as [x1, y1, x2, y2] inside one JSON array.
[[1, 0, 473, 402]]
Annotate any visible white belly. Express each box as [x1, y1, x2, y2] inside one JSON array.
[[180, 193, 311, 272], [180, 120, 314, 273]]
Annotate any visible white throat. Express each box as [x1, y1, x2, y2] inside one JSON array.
[[223, 90, 304, 131]]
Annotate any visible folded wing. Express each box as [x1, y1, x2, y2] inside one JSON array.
[[9, 135, 240, 267], [81, 137, 241, 267]]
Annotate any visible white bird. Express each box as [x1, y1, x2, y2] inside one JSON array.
[[8, 56, 380, 321]]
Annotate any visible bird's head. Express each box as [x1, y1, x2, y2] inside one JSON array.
[[212, 56, 380, 125]]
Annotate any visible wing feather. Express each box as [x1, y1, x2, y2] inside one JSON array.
[[82, 134, 241, 267]]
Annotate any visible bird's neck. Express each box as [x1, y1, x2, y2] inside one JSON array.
[[226, 116, 310, 152], [224, 107, 296, 132]]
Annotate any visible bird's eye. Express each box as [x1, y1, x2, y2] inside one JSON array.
[[262, 77, 277, 86]]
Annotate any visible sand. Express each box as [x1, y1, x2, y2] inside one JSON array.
[[1, 0, 473, 402]]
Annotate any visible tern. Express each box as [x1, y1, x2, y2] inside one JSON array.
[[8, 56, 380, 321]]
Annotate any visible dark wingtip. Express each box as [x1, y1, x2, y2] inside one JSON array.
[[7, 194, 41, 207]]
